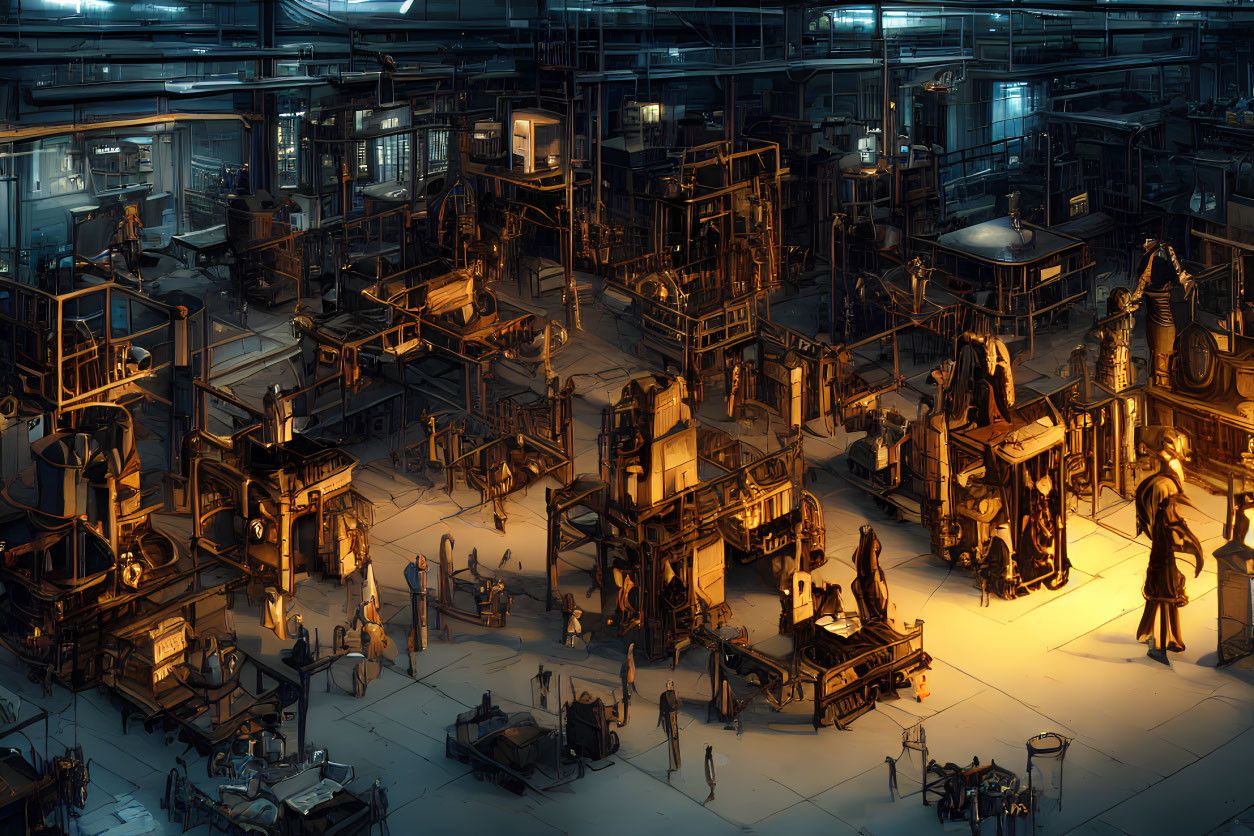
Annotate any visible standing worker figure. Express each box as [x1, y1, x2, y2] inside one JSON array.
[[560, 594, 581, 647], [1137, 494, 1205, 655], [703, 745, 716, 806], [658, 681, 681, 779], [119, 204, 144, 279], [564, 605, 582, 647], [1135, 430, 1188, 540], [618, 642, 636, 726], [1133, 238, 1195, 387]]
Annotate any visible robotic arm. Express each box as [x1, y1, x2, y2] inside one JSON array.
[[1132, 239, 1195, 303]]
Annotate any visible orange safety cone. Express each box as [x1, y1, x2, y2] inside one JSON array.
[[915, 674, 931, 702]]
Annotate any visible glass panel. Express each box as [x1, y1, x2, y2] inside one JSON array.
[[428, 130, 450, 174], [277, 114, 301, 189], [992, 82, 1029, 141]]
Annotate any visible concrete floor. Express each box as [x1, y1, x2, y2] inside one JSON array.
[[9, 269, 1254, 836]]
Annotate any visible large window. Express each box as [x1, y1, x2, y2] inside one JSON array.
[[277, 112, 301, 189], [992, 82, 1030, 141], [427, 130, 449, 174], [27, 138, 81, 197], [373, 133, 410, 184]]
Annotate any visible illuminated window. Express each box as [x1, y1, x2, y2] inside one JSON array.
[[372, 133, 410, 183], [1068, 192, 1089, 219], [428, 130, 449, 174], [29, 138, 79, 196], [640, 104, 661, 124], [992, 82, 1030, 141], [277, 115, 300, 189]]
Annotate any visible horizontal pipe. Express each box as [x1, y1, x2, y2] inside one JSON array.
[[26, 75, 326, 104], [0, 112, 250, 142]]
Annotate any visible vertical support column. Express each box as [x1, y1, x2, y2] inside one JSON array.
[[253, 0, 277, 195], [278, 476, 293, 593], [416, 559, 427, 652], [1007, 8, 1014, 74], [405, 555, 428, 676], [1090, 414, 1100, 518], [297, 665, 310, 754], [546, 488, 560, 611], [595, 83, 603, 229], [55, 295, 64, 416], [565, 66, 580, 332], [1045, 125, 1052, 227]]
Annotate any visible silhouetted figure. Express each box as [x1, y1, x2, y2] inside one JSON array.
[[703, 745, 716, 805], [1137, 494, 1204, 654], [1135, 431, 1187, 540], [658, 682, 681, 777]]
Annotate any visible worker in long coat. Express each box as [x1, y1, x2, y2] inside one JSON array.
[[618, 643, 636, 725], [703, 745, 716, 805], [1135, 431, 1187, 539], [1136, 494, 1204, 653], [658, 682, 681, 776]]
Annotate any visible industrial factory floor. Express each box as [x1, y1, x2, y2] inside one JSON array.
[[4, 278, 1254, 836]]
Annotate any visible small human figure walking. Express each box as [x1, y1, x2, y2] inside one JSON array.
[[658, 681, 681, 779], [563, 603, 582, 647], [703, 745, 716, 805], [119, 204, 143, 278], [618, 642, 636, 726]]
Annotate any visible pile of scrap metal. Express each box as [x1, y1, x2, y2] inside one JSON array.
[[842, 332, 1071, 599], [187, 382, 373, 594], [703, 525, 930, 729], [923, 757, 1030, 831], [546, 374, 825, 659], [446, 692, 565, 796], [886, 725, 1070, 832], [0, 403, 239, 689], [165, 745, 382, 834]]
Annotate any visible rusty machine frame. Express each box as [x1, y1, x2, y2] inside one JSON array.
[[599, 140, 783, 404], [546, 374, 824, 659], [187, 385, 373, 594]]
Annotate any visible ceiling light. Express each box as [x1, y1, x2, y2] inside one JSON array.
[[399, 0, 414, 13]]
